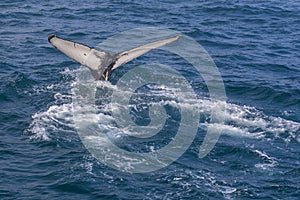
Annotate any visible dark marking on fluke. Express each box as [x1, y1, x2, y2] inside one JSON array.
[[48, 34, 56, 43]]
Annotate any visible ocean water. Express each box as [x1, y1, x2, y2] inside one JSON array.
[[1, 0, 300, 199]]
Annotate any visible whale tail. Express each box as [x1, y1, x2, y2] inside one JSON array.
[[48, 34, 181, 80]]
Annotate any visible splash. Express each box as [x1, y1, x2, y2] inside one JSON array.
[[26, 67, 299, 148]]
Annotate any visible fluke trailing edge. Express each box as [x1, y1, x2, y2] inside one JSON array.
[[48, 34, 181, 81]]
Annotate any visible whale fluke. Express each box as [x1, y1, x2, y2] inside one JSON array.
[[48, 34, 180, 80]]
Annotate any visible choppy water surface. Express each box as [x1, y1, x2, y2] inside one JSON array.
[[1, 0, 299, 199]]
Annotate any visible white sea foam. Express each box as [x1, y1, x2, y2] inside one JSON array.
[[253, 149, 278, 170], [26, 103, 74, 141], [26, 67, 300, 147]]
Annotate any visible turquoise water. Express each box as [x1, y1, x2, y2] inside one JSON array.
[[1, 0, 299, 199]]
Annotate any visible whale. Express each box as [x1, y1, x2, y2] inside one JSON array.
[[48, 34, 180, 81]]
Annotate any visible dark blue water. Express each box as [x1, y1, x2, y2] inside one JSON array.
[[1, 0, 299, 199]]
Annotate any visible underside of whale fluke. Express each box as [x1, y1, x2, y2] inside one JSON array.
[[48, 33, 181, 81]]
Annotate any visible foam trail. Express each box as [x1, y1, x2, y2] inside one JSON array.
[[26, 67, 300, 147], [26, 103, 74, 141]]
